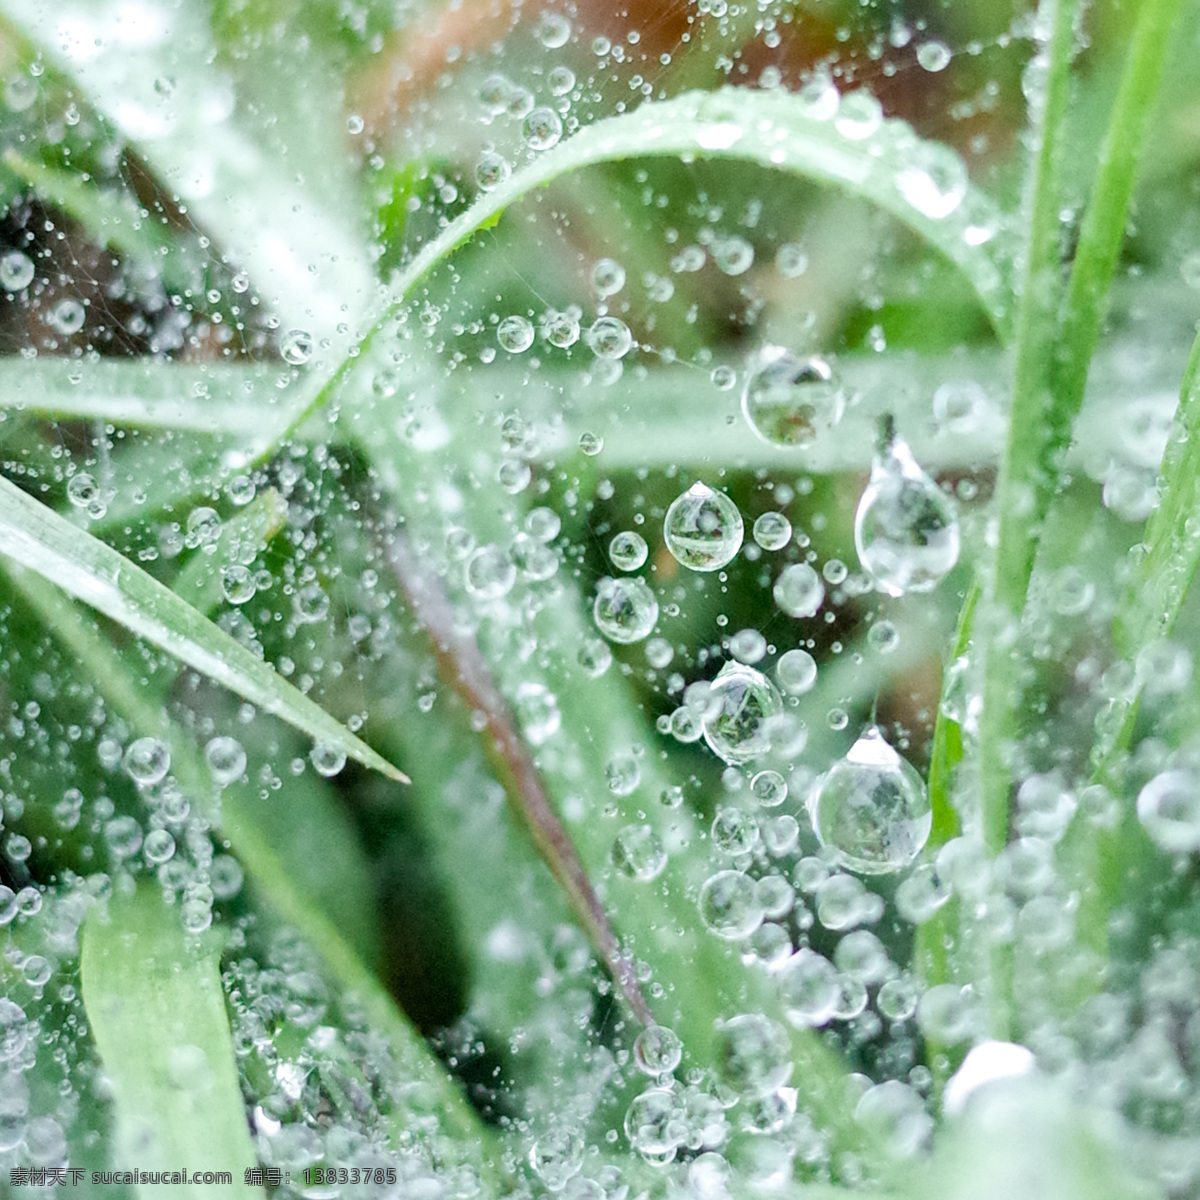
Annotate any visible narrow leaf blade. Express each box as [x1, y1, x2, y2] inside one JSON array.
[[0, 475, 407, 782]]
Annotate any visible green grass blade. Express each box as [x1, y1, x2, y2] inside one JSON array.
[[0, 474, 407, 782], [81, 883, 261, 1199], [276, 84, 1015, 453]]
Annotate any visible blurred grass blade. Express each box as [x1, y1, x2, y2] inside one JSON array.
[[281, 84, 1015, 448], [81, 884, 261, 1199], [0, 474, 407, 782]]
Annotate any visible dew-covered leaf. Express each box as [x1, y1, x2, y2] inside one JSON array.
[[0, 474, 407, 782], [80, 883, 261, 1197]]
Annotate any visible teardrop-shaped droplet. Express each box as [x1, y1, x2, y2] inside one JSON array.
[[809, 726, 931, 875], [742, 347, 844, 447], [663, 482, 743, 572], [854, 417, 959, 596]]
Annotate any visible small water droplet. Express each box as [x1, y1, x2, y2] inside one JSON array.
[[281, 328, 313, 365], [0, 250, 34, 291], [475, 151, 511, 191], [634, 1025, 683, 1076], [773, 563, 825, 618], [701, 662, 783, 765], [742, 348, 844, 447], [593, 577, 658, 643], [664, 482, 743, 571], [310, 743, 347, 778], [776, 649, 817, 695], [591, 257, 626, 297], [523, 106, 563, 150], [205, 735, 247, 786], [124, 737, 171, 786], [586, 315, 633, 359], [498, 314, 535, 353], [698, 870, 763, 939], [609, 530, 648, 571], [809, 726, 931, 874], [854, 417, 960, 596]]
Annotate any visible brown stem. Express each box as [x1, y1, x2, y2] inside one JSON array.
[[384, 529, 654, 1027]]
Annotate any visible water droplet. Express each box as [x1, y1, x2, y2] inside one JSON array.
[[834, 929, 891, 983], [711, 364, 737, 390], [530, 1129, 583, 1189], [775, 243, 808, 277], [894, 863, 951, 923], [281, 328, 313, 365], [773, 563, 825, 618], [664, 482, 743, 572], [612, 824, 667, 880], [729, 628, 766, 664], [124, 737, 171, 785], [221, 564, 256, 605], [834, 90, 883, 139], [711, 235, 754, 276], [310, 743, 347, 778], [609, 530, 648, 571], [634, 1025, 683, 1076], [591, 257, 626, 297], [578, 636, 613, 676], [578, 430, 604, 456], [498, 314, 535, 353], [711, 807, 760, 855], [896, 142, 968, 220], [199, 736, 246, 790], [104, 815, 143, 859], [742, 348, 844, 447], [624, 1087, 682, 1155], [701, 662, 783, 765], [49, 298, 85, 335], [877, 975, 920, 1021], [752, 512, 792, 550], [143, 828, 176, 865], [543, 308, 580, 347], [917, 984, 980, 1044], [854, 417, 959, 596], [778, 948, 840, 1027], [535, 10, 572, 48], [523, 106, 563, 150], [293, 582, 330, 623], [586, 315, 633, 359], [932, 379, 989, 432], [867, 619, 899, 654], [1137, 770, 1200, 853], [855, 1081, 931, 1158], [776, 649, 817, 695], [66, 473, 98, 508], [916, 40, 952, 71], [698, 870, 763, 939], [809, 726, 931, 874], [714, 1014, 791, 1095], [0, 250, 34, 291], [475, 151, 511, 191], [465, 545, 517, 599], [593, 577, 658, 643], [515, 682, 561, 745], [549, 65, 576, 95], [750, 770, 788, 807]]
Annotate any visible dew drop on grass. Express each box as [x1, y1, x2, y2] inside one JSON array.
[[867, 619, 899, 654], [809, 726, 930, 874], [776, 648, 817, 695], [292, 582, 330, 623], [593, 577, 658, 643], [605, 754, 640, 795], [498, 314, 535, 353], [465, 545, 517, 599], [609, 530, 648, 571], [280, 328, 313, 365], [612, 824, 667, 880], [701, 662, 783, 765], [711, 807, 760, 855], [535, 10, 572, 48], [1137, 770, 1200, 853], [310, 743, 347, 778], [664, 482, 743, 571], [523, 106, 563, 150], [66, 473, 98, 507], [711, 364, 737, 390], [49, 298, 85, 335], [591, 257, 626, 297], [624, 1087, 681, 1156], [916, 40, 952, 71], [221, 564, 256, 605], [634, 1025, 683, 1076], [586, 315, 633, 359], [698, 869, 763, 939], [0, 250, 34, 291], [713, 1014, 791, 1095], [752, 511, 792, 550], [834, 90, 883, 139], [205, 735, 247, 786], [778, 948, 840, 1027], [742, 348, 845, 447], [578, 636, 613, 676], [854, 417, 959, 596], [475, 151, 511, 191], [124, 737, 170, 786], [549, 65, 576, 95]]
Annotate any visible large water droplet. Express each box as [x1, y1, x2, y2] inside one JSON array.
[[742, 348, 844, 447], [664, 482, 743, 571], [809, 726, 931, 875], [854, 416, 959, 596], [773, 563, 825, 618], [698, 870, 763, 939], [593, 577, 659, 643], [124, 737, 171, 785], [0, 250, 34, 292], [701, 663, 783, 764], [612, 823, 667, 880], [713, 1014, 791, 1095]]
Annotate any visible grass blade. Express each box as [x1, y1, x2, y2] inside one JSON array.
[[81, 883, 261, 1198], [0, 474, 407, 782]]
